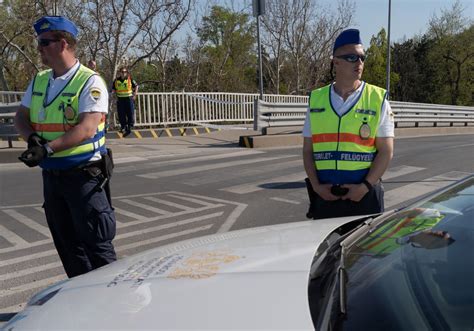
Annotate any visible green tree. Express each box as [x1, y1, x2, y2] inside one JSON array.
[[196, 6, 256, 92], [362, 28, 399, 95], [428, 1, 474, 105]]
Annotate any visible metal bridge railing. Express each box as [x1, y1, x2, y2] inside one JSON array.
[[254, 99, 474, 134], [1, 91, 474, 136]]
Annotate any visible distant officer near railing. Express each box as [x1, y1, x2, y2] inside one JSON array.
[[14, 16, 117, 277], [111, 66, 138, 137], [302, 29, 395, 219]]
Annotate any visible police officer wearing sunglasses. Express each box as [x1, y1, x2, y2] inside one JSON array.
[[15, 16, 117, 277], [302, 29, 395, 220]]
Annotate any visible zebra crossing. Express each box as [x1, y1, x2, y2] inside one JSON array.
[[0, 147, 471, 313]]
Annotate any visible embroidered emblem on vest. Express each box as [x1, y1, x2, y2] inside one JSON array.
[[64, 106, 75, 120], [359, 123, 371, 139]]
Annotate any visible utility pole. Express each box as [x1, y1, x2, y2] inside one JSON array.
[[253, 0, 265, 100], [386, 0, 392, 99]]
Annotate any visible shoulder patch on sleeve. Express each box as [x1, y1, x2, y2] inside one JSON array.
[[90, 88, 101, 102]]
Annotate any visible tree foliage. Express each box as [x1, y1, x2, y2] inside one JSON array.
[[0, 0, 472, 106]]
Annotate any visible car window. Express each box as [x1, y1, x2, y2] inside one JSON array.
[[309, 177, 474, 330]]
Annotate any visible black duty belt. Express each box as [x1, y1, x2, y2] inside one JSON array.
[[44, 160, 103, 176]]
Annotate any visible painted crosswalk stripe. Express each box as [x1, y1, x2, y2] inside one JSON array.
[[0, 213, 224, 283], [138, 155, 294, 179], [270, 197, 301, 205], [2, 209, 51, 238], [221, 171, 306, 194], [0, 223, 29, 247], [114, 156, 148, 164], [383, 165, 426, 180], [384, 171, 471, 208], [143, 197, 194, 211], [119, 199, 172, 215]]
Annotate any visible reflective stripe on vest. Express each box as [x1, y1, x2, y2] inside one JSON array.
[[309, 82, 386, 184], [114, 76, 133, 97], [30, 65, 106, 169]]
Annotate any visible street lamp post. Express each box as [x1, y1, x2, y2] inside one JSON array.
[[386, 0, 392, 99], [253, 0, 265, 101]]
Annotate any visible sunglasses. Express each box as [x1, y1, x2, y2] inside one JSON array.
[[335, 54, 366, 63], [121, 71, 128, 73], [37, 38, 60, 47]]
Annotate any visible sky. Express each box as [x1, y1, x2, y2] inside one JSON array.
[[349, 0, 474, 44], [212, 0, 473, 44]]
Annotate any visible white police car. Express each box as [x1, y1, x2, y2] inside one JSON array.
[[3, 175, 473, 330]]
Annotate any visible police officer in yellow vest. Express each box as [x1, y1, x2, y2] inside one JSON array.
[[111, 67, 138, 137], [302, 29, 394, 219], [15, 16, 117, 277]]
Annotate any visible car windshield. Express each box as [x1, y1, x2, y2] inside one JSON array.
[[309, 176, 474, 330]]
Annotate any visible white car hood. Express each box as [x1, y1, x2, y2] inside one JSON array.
[[7, 217, 360, 330]]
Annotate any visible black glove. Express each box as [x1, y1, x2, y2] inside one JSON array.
[[27, 133, 47, 148], [18, 145, 46, 167]]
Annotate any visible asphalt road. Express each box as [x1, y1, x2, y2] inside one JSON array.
[[0, 133, 473, 315]]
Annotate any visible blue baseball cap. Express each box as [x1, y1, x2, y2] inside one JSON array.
[[33, 16, 78, 38], [333, 29, 362, 54]]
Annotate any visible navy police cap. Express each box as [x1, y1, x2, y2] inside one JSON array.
[[33, 16, 78, 38], [333, 29, 362, 53]]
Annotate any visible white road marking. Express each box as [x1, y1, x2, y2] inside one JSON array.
[[166, 194, 220, 207], [118, 199, 172, 215], [221, 171, 306, 194], [0, 224, 29, 247], [0, 274, 66, 298], [270, 197, 301, 205], [217, 204, 247, 233], [143, 197, 194, 211], [0, 213, 223, 283], [138, 156, 294, 179], [113, 207, 149, 222], [383, 165, 426, 180], [114, 156, 148, 164], [384, 171, 470, 208], [2, 209, 50, 238], [117, 225, 213, 252], [0, 261, 62, 282], [114, 150, 265, 173]]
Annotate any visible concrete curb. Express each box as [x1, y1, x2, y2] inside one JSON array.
[[238, 126, 474, 148]]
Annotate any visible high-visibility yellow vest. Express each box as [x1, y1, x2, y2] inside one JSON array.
[[309, 82, 386, 184], [30, 65, 106, 169], [114, 76, 133, 97]]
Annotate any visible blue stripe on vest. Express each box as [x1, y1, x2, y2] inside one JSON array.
[[80, 130, 105, 146], [314, 151, 375, 162], [317, 169, 370, 185]]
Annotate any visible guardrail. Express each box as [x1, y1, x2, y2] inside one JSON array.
[[254, 99, 474, 134], [1, 91, 474, 137]]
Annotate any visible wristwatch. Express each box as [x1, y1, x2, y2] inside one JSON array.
[[44, 143, 54, 156], [362, 179, 373, 191]]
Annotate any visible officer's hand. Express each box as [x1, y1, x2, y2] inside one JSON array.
[[27, 133, 47, 148], [18, 146, 46, 167], [341, 184, 368, 202], [314, 183, 339, 201]]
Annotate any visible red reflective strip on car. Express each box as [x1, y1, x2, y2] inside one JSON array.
[[312, 133, 375, 146]]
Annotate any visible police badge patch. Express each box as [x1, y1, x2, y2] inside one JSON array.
[[64, 106, 75, 120], [90, 88, 101, 101], [359, 123, 371, 139]]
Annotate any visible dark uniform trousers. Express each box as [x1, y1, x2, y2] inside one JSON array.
[[307, 179, 384, 220], [116, 96, 135, 131], [42, 168, 117, 278]]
